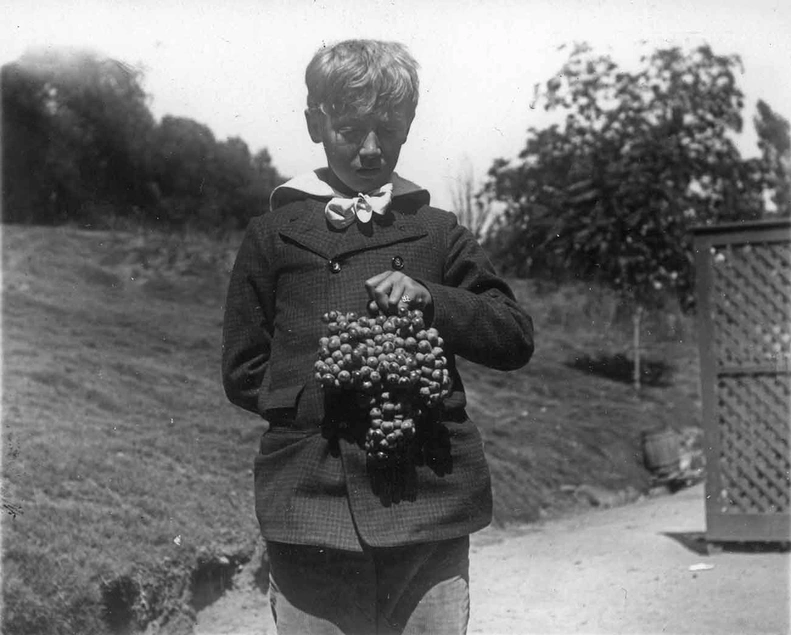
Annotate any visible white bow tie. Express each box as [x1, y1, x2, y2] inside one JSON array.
[[324, 183, 393, 229]]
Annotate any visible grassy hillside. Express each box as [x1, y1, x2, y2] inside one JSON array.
[[1, 225, 702, 634]]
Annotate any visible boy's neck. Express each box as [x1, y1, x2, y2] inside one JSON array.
[[323, 170, 356, 196], [320, 168, 384, 196]]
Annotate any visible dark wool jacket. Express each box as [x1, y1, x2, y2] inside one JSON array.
[[222, 187, 534, 551]]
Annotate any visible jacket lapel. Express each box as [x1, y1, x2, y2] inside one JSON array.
[[278, 199, 428, 261]]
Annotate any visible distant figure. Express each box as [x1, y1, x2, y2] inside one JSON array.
[[222, 39, 534, 635]]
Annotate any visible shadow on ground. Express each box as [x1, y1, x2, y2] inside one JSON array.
[[567, 353, 674, 387], [664, 531, 791, 555]]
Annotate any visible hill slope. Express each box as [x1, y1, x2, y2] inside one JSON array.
[[1, 225, 702, 634]]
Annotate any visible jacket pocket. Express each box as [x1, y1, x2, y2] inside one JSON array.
[[257, 382, 305, 422], [258, 426, 316, 456]]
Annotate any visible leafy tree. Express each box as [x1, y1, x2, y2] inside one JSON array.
[[2, 48, 156, 224], [151, 115, 219, 225], [3, 47, 286, 230], [150, 118, 284, 229], [208, 138, 283, 229], [484, 43, 771, 390], [754, 99, 791, 216], [2, 60, 55, 223], [245, 148, 285, 219]]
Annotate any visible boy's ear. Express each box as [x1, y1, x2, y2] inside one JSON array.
[[404, 117, 413, 141], [305, 108, 323, 144]]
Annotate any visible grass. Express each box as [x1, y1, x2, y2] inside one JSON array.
[[466, 277, 702, 523], [1, 224, 703, 634]]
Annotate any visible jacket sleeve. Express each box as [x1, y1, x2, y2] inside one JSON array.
[[421, 214, 534, 371], [222, 220, 275, 414]]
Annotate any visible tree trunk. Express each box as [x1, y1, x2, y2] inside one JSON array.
[[632, 304, 643, 392]]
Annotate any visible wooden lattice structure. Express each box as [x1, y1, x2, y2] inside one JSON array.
[[694, 219, 791, 542]]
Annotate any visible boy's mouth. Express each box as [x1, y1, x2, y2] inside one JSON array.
[[357, 167, 382, 176]]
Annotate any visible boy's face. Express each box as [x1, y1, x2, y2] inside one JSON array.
[[306, 106, 412, 194]]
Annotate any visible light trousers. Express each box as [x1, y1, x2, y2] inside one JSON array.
[[267, 536, 470, 635]]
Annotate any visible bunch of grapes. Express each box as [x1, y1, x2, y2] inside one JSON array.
[[314, 301, 452, 466]]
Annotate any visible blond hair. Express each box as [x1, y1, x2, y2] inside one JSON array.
[[305, 39, 419, 119]]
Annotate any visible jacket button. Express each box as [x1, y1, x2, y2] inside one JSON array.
[[391, 256, 405, 270], [329, 260, 342, 273]]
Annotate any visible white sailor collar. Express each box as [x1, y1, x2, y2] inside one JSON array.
[[270, 168, 430, 211]]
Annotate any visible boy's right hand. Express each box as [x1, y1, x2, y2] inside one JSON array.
[[365, 271, 432, 314]]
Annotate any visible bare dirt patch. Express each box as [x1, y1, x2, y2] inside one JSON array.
[[195, 485, 790, 635]]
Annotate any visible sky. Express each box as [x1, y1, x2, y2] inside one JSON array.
[[3, 0, 790, 211]]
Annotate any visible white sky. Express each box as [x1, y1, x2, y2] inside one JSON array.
[[3, 0, 790, 210]]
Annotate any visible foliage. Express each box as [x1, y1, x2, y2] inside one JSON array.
[[2, 49, 156, 223], [484, 43, 771, 314], [1, 47, 285, 230], [482, 43, 775, 389], [754, 99, 791, 216]]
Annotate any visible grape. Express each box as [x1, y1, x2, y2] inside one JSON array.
[[316, 305, 452, 467]]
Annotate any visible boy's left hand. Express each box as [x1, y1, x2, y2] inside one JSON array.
[[365, 271, 432, 314]]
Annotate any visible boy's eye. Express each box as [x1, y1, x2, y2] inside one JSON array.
[[334, 122, 406, 144], [338, 127, 365, 141]]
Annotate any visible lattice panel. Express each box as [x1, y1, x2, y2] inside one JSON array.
[[717, 374, 791, 514], [711, 241, 791, 366]]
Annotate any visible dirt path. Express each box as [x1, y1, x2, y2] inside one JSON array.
[[194, 484, 790, 635]]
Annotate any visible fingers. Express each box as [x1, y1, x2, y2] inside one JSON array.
[[365, 271, 403, 313], [364, 271, 391, 290], [364, 271, 431, 314], [365, 271, 394, 313], [388, 277, 409, 308]]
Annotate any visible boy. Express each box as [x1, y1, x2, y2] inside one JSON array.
[[222, 39, 534, 635]]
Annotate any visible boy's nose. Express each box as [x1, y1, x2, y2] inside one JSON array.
[[359, 131, 382, 157]]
